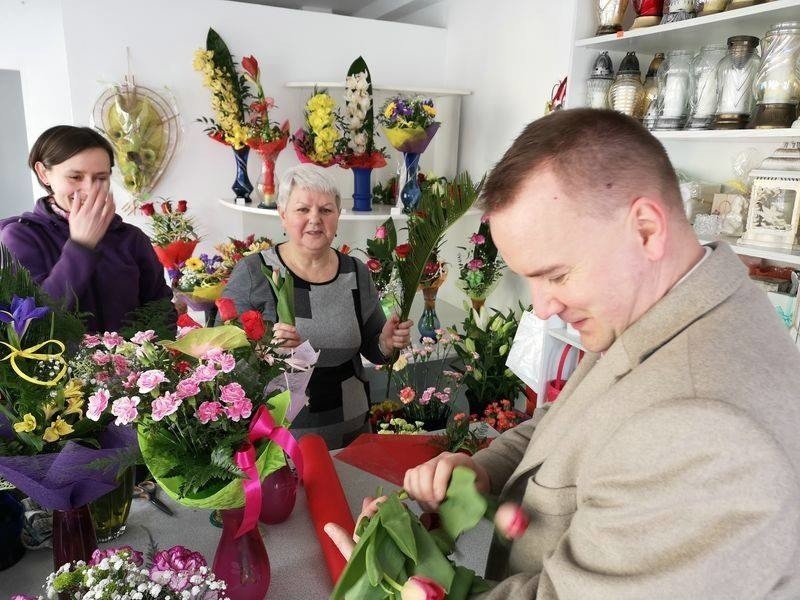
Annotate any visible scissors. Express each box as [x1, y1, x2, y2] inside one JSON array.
[[133, 480, 174, 516]]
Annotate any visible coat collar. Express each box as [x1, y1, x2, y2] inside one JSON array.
[[502, 242, 747, 491]]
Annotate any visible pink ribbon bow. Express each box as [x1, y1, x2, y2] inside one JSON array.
[[234, 404, 304, 538]]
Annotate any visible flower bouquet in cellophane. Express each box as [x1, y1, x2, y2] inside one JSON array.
[[0, 246, 136, 548], [292, 89, 347, 167], [141, 199, 200, 270]]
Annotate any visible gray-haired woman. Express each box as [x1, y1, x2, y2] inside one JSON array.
[[220, 164, 412, 449]]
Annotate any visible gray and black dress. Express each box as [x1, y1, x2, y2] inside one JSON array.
[[220, 244, 388, 448]]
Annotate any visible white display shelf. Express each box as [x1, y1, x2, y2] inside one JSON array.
[[285, 82, 472, 97], [548, 328, 586, 352], [219, 198, 481, 221], [653, 128, 800, 142], [575, 0, 800, 53], [701, 236, 800, 266]]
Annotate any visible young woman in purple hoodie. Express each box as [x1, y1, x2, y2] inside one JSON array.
[[0, 125, 174, 332]]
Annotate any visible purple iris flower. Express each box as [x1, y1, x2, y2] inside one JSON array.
[[167, 268, 181, 281], [0, 295, 51, 339], [199, 253, 209, 261], [395, 99, 412, 118]]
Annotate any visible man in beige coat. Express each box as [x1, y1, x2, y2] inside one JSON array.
[[403, 109, 800, 598]]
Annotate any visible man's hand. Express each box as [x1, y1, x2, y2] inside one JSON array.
[[69, 181, 115, 250], [325, 496, 387, 559], [403, 452, 491, 512]]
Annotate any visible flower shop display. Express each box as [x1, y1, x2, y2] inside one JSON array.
[[74, 298, 316, 598], [16, 544, 228, 599], [241, 55, 290, 209], [141, 199, 200, 269], [292, 89, 347, 167], [362, 218, 400, 317], [378, 95, 441, 213], [0, 248, 137, 568], [331, 466, 518, 599], [450, 306, 525, 415], [457, 215, 505, 311], [337, 57, 388, 212], [194, 29, 289, 205], [91, 74, 180, 213]]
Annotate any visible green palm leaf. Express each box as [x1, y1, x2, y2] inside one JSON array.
[[396, 172, 482, 323]]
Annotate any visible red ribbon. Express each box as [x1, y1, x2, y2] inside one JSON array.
[[234, 404, 304, 538]]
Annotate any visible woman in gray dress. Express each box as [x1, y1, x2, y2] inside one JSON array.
[[220, 164, 412, 448]]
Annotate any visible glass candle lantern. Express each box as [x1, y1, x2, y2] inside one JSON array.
[[632, 0, 663, 28], [586, 52, 614, 109], [609, 52, 645, 119], [750, 22, 800, 128], [687, 44, 728, 129], [596, 0, 630, 35], [713, 35, 761, 129], [654, 50, 694, 130], [695, 0, 730, 16], [661, 0, 695, 24], [641, 52, 665, 123], [739, 144, 800, 250]]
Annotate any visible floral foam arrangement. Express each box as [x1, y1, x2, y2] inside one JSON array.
[[14, 544, 228, 600], [338, 56, 387, 170], [0, 247, 136, 509], [141, 199, 200, 269]]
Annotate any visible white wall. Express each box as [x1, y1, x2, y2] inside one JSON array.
[[0, 0, 72, 206], [401, 0, 576, 310], [0, 70, 34, 219]]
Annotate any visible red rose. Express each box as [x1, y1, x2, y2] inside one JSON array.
[[177, 313, 201, 329], [160, 201, 172, 214], [177, 200, 188, 213], [215, 298, 238, 322], [140, 202, 155, 216], [240, 310, 266, 341], [395, 244, 411, 260], [366, 258, 382, 273], [242, 55, 260, 79]]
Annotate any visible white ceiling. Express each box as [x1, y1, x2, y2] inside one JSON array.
[[227, 0, 442, 21]]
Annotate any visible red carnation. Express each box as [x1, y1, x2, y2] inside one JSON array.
[[240, 310, 266, 341], [366, 258, 382, 273], [395, 244, 411, 260], [140, 202, 155, 216], [242, 55, 259, 79], [215, 298, 238, 322], [177, 200, 188, 213]]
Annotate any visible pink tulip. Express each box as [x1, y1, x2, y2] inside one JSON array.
[[494, 502, 530, 540], [400, 576, 446, 600]]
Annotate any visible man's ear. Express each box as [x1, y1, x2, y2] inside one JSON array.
[[628, 196, 668, 261]]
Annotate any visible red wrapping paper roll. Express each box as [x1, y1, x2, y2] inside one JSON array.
[[300, 434, 356, 585]]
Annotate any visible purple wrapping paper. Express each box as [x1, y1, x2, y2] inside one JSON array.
[[0, 418, 137, 510]]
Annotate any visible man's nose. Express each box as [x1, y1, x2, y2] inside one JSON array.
[[529, 281, 565, 320]]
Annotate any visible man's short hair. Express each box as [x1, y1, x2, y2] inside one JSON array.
[[479, 108, 682, 217]]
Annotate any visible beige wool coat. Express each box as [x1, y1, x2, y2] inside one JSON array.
[[472, 243, 800, 599]]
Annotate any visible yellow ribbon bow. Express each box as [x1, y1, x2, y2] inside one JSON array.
[[0, 339, 68, 386]]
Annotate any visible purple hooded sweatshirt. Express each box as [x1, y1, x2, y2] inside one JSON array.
[[0, 198, 174, 333]]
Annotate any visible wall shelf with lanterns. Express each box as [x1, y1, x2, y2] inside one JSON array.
[[652, 128, 800, 142], [575, 0, 800, 53]]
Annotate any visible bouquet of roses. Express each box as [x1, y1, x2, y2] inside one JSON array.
[[337, 56, 387, 170], [14, 544, 228, 600], [141, 199, 200, 269], [457, 215, 504, 307], [75, 303, 316, 521], [0, 247, 135, 509], [292, 89, 347, 167], [378, 95, 440, 154]]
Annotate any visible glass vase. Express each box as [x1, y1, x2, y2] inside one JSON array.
[[0, 491, 25, 570], [256, 151, 278, 209], [418, 286, 441, 342], [400, 152, 422, 213], [232, 146, 253, 204], [352, 167, 374, 212], [52, 505, 97, 570], [212, 508, 270, 600], [89, 466, 134, 542], [259, 465, 298, 525]]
